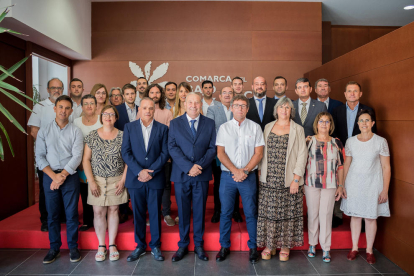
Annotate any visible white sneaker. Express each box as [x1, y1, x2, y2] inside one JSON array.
[[175, 216, 179, 224]]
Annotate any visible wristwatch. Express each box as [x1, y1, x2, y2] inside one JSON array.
[[243, 170, 249, 175], [294, 179, 299, 183]]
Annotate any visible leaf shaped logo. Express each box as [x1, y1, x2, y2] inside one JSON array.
[[144, 61, 152, 80], [149, 63, 169, 84], [129, 61, 170, 87], [129, 61, 144, 79]]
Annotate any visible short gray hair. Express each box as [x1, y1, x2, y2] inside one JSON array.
[[109, 87, 123, 97], [185, 92, 202, 103], [295, 77, 311, 89], [273, 97, 295, 120], [315, 78, 330, 88]]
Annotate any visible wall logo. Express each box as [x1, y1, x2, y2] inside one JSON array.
[[129, 61, 169, 87]]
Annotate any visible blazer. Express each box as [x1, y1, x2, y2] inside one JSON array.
[[246, 96, 278, 131], [259, 120, 308, 187], [206, 102, 233, 133], [114, 103, 138, 131], [121, 119, 169, 190], [332, 103, 377, 147], [168, 113, 216, 182], [293, 98, 327, 137], [327, 98, 344, 114]]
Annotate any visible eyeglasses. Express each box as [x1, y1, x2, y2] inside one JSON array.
[[83, 102, 96, 106], [232, 104, 247, 109], [48, 87, 63, 91], [358, 119, 371, 123], [318, 120, 331, 125], [102, 113, 116, 118], [96, 91, 106, 96], [222, 92, 233, 95], [111, 94, 122, 98]]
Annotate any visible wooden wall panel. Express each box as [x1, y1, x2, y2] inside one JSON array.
[[75, 1, 322, 99], [305, 21, 414, 276]]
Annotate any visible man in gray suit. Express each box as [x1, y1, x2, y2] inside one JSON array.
[[206, 87, 242, 223], [293, 78, 327, 137]]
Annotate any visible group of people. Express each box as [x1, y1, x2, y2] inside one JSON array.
[[28, 75, 390, 267]]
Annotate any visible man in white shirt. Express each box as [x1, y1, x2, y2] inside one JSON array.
[[201, 80, 220, 115], [215, 94, 264, 264], [28, 77, 65, 232], [134, 77, 148, 106], [69, 78, 84, 121], [273, 76, 288, 100]]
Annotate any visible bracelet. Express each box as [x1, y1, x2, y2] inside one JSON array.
[[338, 185, 344, 188]]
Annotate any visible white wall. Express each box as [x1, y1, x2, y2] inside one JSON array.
[[1, 0, 91, 60]]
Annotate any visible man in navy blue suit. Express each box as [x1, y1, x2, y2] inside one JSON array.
[[168, 92, 216, 262], [114, 84, 139, 131], [314, 78, 343, 114], [121, 98, 169, 262]]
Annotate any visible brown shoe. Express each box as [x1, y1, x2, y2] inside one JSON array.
[[366, 252, 376, 264], [164, 215, 175, 226], [347, 250, 359, 261]]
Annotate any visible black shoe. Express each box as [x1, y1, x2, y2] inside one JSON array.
[[127, 247, 146, 262], [79, 225, 91, 232], [332, 216, 343, 228], [41, 221, 48, 232], [172, 247, 188, 262], [211, 211, 220, 223], [69, 248, 82, 263], [119, 213, 128, 224], [194, 246, 209, 261], [233, 211, 243, 223], [151, 247, 164, 261], [249, 248, 259, 264], [216, 247, 230, 262], [127, 207, 133, 215], [43, 249, 60, 264]]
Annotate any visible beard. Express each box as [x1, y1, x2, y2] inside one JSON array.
[[253, 90, 266, 98]]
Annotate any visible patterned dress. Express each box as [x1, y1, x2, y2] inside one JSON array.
[[257, 132, 304, 249]]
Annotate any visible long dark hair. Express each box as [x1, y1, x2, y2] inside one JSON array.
[[144, 83, 166, 110]]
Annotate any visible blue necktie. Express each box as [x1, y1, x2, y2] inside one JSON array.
[[257, 98, 264, 122], [190, 119, 197, 138]]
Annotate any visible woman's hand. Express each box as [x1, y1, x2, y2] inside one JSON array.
[[341, 187, 347, 199], [290, 181, 299, 194], [89, 181, 100, 197], [335, 186, 343, 201], [378, 190, 388, 204], [115, 180, 125, 196]]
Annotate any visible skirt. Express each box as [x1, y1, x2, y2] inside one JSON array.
[[87, 175, 128, 206]]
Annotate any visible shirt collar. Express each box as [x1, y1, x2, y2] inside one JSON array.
[[299, 97, 311, 106], [253, 96, 266, 102], [140, 118, 154, 129], [186, 113, 200, 123], [125, 102, 136, 111], [46, 98, 54, 106], [231, 117, 246, 126], [318, 97, 329, 104], [346, 102, 359, 111], [52, 119, 70, 130]]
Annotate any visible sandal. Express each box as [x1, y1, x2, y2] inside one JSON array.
[[261, 248, 276, 260], [109, 244, 119, 261], [95, 245, 107, 262], [307, 245, 316, 258], [322, 250, 331, 263], [279, 250, 290, 262]]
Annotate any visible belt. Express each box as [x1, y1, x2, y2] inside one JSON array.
[[53, 169, 63, 174]]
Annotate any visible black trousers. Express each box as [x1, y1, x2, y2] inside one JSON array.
[[161, 162, 172, 217], [79, 184, 94, 225], [213, 160, 240, 214]]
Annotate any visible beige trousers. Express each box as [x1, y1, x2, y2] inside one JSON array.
[[304, 185, 336, 251]]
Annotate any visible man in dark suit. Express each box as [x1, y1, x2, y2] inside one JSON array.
[[273, 76, 289, 100], [314, 78, 343, 114], [168, 92, 216, 262], [331, 81, 377, 228], [206, 87, 242, 224], [122, 98, 169, 262], [114, 84, 139, 131], [246, 76, 277, 131], [292, 78, 327, 137]]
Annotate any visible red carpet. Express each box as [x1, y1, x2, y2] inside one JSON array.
[[0, 181, 366, 251]]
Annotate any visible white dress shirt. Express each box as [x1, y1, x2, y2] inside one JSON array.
[[253, 96, 266, 114], [216, 118, 265, 171], [27, 98, 56, 128], [135, 96, 142, 106], [126, 103, 137, 122], [202, 98, 215, 116], [140, 119, 154, 151], [186, 113, 200, 131], [318, 97, 330, 110], [299, 97, 311, 114], [222, 104, 232, 121], [70, 100, 83, 121]]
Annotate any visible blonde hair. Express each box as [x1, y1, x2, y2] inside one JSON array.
[[173, 82, 192, 118], [90, 83, 109, 105]]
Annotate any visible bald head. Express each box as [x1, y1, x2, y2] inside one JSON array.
[[252, 76, 267, 98]]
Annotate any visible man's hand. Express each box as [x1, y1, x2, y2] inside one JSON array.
[[50, 181, 61, 190], [138, 169, 154, 182], [188, 164, 202, 177], [53, 173, 66, 185], [232, 169, 247, 182]]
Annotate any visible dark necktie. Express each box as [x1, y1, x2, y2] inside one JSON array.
[[190, 119, 197, 138]]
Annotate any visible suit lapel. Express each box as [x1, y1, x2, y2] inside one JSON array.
[[248, 98, 260, 122], [181, 113, 194, 139], [146, 120, 157, 152], [304, 99, 316, 126], [217, 104, 227, 123], [294, 101, 302, 126], [342, 104, 348, 133], [134, 120, 146, 152], [194, 115, 205, 141]]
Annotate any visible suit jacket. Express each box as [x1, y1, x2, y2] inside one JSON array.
[[293, 98, 327, 137], [114, 103, 138, 131], [246, 96, 277, 131], [332, 103, 377, 147], [206, 102, 233, 133], [259, 120, 307, 187], [121, 119, 169, 190], [327, 98, 344, 114], [168, 113, 216, 182]]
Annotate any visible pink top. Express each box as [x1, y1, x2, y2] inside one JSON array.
[[136, 104, 172, 127]]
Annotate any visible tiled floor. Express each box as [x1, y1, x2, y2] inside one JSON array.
[[0, 248, 408, 276]]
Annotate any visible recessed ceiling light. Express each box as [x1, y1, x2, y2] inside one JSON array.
[[404, 5, 414, 10]]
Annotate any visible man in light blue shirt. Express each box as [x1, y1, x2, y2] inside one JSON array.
[[35, 95, 84, 264], [165, 81, 177, 110], [346, 101, 359, 138], [273, 76, 288, 100]]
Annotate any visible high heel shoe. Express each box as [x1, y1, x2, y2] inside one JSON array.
[[322, 250, 331, 263], [109, 244, 119, 261], [307, 245, 316, 258], [261, 248, 276, 260], [95, 245, 107, 262]]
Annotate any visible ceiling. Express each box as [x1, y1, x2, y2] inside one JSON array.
[[92, 0, 414, 27]]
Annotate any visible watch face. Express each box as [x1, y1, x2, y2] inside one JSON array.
[[244, 170, 249, 175]]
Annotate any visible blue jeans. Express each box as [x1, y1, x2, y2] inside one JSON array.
[[43, 172, 80, 251], [219, 171, 257, 249]]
